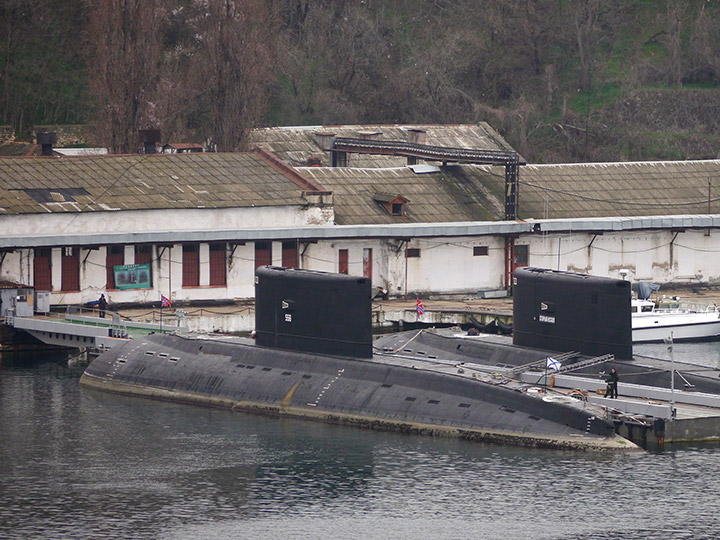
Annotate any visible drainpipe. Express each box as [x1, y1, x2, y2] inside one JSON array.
[[504, 237, 514, 291], [404, 243, 408, 300]]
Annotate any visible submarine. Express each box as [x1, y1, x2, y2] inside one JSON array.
[[80, 266, 720, 451]]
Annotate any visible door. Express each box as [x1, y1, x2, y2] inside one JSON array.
[[106, 245, 124, 289], [255, 241, 272, 269], [338, 249, 349, 274], [363, 248, 372, 280], [61, 247, 80, 291], [282, 241, 298, 269], [182, 244, 200, 287], [33, 248, 52, 290], [209, 243, 227, 286]]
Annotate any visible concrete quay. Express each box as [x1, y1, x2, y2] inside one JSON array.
[[109, 285, 720, 336], [110, 295, 515, 335]]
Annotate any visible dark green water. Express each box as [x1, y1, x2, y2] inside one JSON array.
[[1, 347, 720, 540]]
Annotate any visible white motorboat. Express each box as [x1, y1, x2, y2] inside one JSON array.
[[632, 296, 720, 343]]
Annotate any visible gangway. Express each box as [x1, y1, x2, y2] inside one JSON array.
[[3, 306, 187, 351]]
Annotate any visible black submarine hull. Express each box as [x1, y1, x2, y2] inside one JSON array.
[[81, 331, 629, 451], [80, 266, 649, 451]]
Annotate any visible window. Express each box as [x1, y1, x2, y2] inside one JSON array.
[[407, 248, 421, 258], [255, 241, 272, 269], [514, 245, 529, 267], [133, 245, 153, 287], [209, 243, 227, 286], [338, 249, 349, 274], [61, 247, 80, 292], [374, 193, 409, 217], [282, 241, 298, 269], [135, 245, 152, 265], [106, 245, 124, 289], [182, 244, 199, 287], [34, 248, 52, 291], [473, 246, 489, 256]]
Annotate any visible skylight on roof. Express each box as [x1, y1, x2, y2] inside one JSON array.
[[407, 164, 441, 174]]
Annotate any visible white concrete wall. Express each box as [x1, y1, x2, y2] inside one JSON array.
[[4, 222, 720, 306], [528, 229, 719, 285], [0, 205, 332, 238]]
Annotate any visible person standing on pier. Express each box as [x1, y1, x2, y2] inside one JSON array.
[[605, 368, 619, 399], [98, 294, 107, 318]]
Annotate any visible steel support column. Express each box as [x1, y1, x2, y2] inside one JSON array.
[[504, 158, 519, 220]]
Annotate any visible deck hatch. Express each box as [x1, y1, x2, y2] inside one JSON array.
[[169, 357, 180, 363], [262, 367, 272, 371], [282, 371, 292, 376], [405, 397, 416, 402], [458, 403, 471, 408], [428, 399, 440, 405], [500, 406, 516, 413], [381, 383, 393, 388]]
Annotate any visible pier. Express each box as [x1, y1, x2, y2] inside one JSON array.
[[2, 295, 513, 352]]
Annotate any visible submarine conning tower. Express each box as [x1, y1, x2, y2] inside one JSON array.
[[254, 266, 373, 358], [513, 267, 632, 360]]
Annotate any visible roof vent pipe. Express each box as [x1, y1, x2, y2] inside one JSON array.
[[357, 130, 382, 141], [139, 129, 161, 154], [407, 128, 427, 145], [314, 132, 336, 151], [36, 132, 57, 156]]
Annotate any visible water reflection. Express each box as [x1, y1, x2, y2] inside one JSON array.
[[2, 351, 720, 539]]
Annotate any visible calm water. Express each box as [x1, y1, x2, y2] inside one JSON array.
[[2, 345, 720, 539]]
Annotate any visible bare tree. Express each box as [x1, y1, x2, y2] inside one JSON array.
[[574, 0, 597, 91], [1, 0, 87, 134], [192, 0, 278, 151], [666, 0, 683, 86], [85, 0, 167, 153]]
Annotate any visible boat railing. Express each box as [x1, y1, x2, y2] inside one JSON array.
[[652, 302, 719, 314], [509, 351, 579, 375]]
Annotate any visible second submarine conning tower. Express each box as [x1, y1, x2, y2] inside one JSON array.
[[254, 266, 373, 358], [512, 267, 633, 360]]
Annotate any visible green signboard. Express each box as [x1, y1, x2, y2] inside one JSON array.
[[114, 263, 152, 289]]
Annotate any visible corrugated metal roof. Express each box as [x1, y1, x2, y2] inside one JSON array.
[[298, 165, 505, 225], [0, 152, 308, 215], [249, 123, 519, 168], [517, 160, 720, 219]]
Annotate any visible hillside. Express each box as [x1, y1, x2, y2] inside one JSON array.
[[2, 1, 720, 163]]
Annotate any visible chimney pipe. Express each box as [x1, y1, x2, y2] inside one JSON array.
[[407, 128, 427, 145], [314, 132, 336, 151], [139, 129, 161, 154], [36, 132, 57, 156]]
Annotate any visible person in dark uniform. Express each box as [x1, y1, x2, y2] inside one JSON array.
[[98, 294, 107, 318], [604, 368, 619, 399]]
